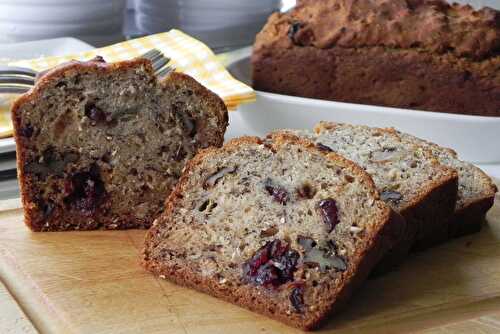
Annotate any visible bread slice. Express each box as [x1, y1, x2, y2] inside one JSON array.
[[396, 131, 497, 237], [12, 56, 228, 231], [287, 122, 458, 268], [143, 133, 405, 330]]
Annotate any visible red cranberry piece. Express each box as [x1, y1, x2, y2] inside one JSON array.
[[245, 244, 270, 276], [20, 124, 34, 138], [264, 179, 289, 205], [64, 165, 106, 216], [85, 103, 107, 123], [318, 198, 340, 232], [273, 249, 300, 282], [268, 239, 287, 257], [290, 285, 305, 313], [243, 240, 299, 287], [254, 263, 280, 286]]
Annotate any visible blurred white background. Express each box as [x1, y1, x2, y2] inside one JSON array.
[[134, 0, 283, 50]]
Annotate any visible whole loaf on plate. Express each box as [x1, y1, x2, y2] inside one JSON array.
[[252, 0, 500, 116]]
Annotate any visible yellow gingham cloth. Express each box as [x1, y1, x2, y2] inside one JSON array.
[[0, 95, 13, 138], [0, 29, 255, 138]]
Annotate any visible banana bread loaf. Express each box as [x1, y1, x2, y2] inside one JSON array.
[[12, 56, 228, 231], [252, 0, 500, 116], [396, 131, 497, 237], [287, 122, 458, 270], [143, 133, 405, 330]]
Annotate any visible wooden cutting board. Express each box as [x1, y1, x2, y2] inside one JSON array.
[[1, 182, 500, 334]]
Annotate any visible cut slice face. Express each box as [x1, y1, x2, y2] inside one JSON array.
[[143, 133, 404, 330], [396, 131, 497, 237], [288, 122, 458, 269], [12, 57, 228, 231]]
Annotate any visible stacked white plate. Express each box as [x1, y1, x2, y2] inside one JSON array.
[[136, 0, 281, 49], [0, 0, 126, 47]]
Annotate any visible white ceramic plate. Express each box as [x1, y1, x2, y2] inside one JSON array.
[[0, 37, 95, 155], [227, 53, 500, 164]]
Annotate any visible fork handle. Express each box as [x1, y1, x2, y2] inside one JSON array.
[[0, 65, 37, 77], [0, 85, 30, 94], [0, 76, 35, 86]]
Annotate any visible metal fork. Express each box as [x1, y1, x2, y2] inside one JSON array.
[[0, 49, 174, 94]]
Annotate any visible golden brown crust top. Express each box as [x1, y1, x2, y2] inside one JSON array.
[[256, 0, 500, 61]]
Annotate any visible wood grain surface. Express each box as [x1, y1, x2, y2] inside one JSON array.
[[0, 280, 37, 334], [0, 181, 499, 333]]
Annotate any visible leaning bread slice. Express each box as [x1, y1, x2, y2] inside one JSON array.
[[396, 132, 497, 237], [291, 122, 458, 267], [143, 133, 404, 330], [12, 56, 228, 231]]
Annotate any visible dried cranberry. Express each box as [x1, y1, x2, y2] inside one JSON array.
[[73, 179, 100, 214], [290, 285, 305, 313], [254, 263, 280, 286], [273, 249, 300, 282], [318, 199, 340, 232], [20, 124, 34, 138], [243, 240, 299, 287], [244, 244, 270, 276], [64, 165, 106, 216], [316, 143, 333, 152], [264, 179, 289, 205], [85, 103, 107, 123], [380, 190, 403, 204], [63, 178, 74, 197], [269, 239, 288, 258]]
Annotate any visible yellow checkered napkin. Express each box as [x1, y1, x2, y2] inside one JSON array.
[[0, 30, 255, 138], [0, 95, 14, 138]]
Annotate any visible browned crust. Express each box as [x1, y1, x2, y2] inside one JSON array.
[[451, 169, 498, 237], [309, 122, 458, 271], [314, 121, 458, 247], [11, 58, 228, 231], [252, 44, 500, 117], [405, 173, 458, 251], [450, 196, 496, 237], [161, 71, 228, 148], [142, 133, 406, 330], [255, 0, 500, 61]]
